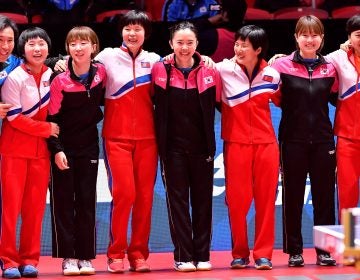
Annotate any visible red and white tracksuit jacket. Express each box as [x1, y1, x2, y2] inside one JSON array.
[[218, 59, 280, 260], [326, 49, 360, 214], [0, 65, 52, 269], [95, 45, 160, 261]]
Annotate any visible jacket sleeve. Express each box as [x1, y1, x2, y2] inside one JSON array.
[[47, 77, 64, 155], [214, 68, 222, 112], [46, 114, 63, 155], [2, 74, 51, 138], [271, 88, 281, 107]]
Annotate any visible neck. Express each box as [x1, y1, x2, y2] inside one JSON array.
[[25, 63, 42, 74], [239, 59, 259, 78], [354, 49, 360, 58], [175, 56, 194, 68], [128, 46, 140, 57], [72, 60, 90, 76], [299, 50, 317, 59]]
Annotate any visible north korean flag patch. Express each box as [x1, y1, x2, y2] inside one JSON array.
[[42, 80, 50, 87], [263, 75, 273, 82], [141, 61, 151, 68]]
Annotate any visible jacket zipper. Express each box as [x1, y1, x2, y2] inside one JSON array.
[[307, 65, 314, 143]]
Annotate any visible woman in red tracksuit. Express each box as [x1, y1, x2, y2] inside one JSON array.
[[0, 27, 59, 279], [218, 25, 280, 270], [95, 10, 160, 273]]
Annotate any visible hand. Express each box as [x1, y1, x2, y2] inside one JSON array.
[[54, 59, 67, 72], [0, 103, 12, 119], [201, 55, 216, 68], [340, 40, 351, 52], [50, 122, 60, 138], [163, 53, 174, 62], [267, 54, 286, 66], [55, 151, 69, 170]]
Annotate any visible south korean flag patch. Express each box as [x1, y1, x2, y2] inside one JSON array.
[[204, 76, 214, 85]]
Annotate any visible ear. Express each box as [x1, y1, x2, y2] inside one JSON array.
[[255, 46, 262, 56], [169, 40, 173, 49]]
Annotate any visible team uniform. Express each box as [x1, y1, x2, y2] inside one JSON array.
[[272, 51, 338, 256], [326, 49, 360, 216], [152, 53, 221, 263], [95, 44, 160, 262], [0, 54, 21, 90], [47, 58, 106, 260], [0, 64, 52, 269], [218, 59, 280, 261]]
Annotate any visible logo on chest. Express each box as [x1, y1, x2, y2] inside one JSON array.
[[319, 66, 329, 75], [204, 76, 214, 84], [0, 70, 8, 79], [141, 61, 151, 68]]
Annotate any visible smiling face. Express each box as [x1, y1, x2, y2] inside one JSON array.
[[24, 36, 48, 70], [122, 23, 145, 55], [295, 30, 323, 59], [170, 27, 198, 67], [68, 38, 95, 65], [0, 26, 14, 62], [234, 37, 261, 69]]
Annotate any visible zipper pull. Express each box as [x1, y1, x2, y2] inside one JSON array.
[[87, 89, 90, 98]]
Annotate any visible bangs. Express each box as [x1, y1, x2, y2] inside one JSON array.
[[66, 27, 92, 44], [295, 15, 324, 35]]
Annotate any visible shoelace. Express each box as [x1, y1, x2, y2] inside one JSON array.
[[79, 260, 92, 267], [64, 259, 78, 268]]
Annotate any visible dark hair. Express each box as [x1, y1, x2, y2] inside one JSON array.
[[169, 21, 198, 41], [346, 14, 360, 35], [0, 15, 19, 41], [235, 25, 268, 59], [17, 27, 51, 59], [118, 10, 152, 39]]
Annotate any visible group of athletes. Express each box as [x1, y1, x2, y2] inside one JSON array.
[[0, 7, 359, 279]]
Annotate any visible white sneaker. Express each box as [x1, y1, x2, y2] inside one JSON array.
[[196, 261, 212, 271], [78, 259, 96, 275], [62, 258, 80, 276], [174, 261, 196, 272]]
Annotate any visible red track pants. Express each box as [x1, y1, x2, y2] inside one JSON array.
[[336, 136, 360, 220], [103, 138, 157, 261], [0, 156, 49, 269], [224, 142, 279, 260]]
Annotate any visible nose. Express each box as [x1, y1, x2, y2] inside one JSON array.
[[0, 41, 9, 48]]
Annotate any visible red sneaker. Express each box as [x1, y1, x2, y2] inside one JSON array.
[[107, 258, 125, 273], [129, 259, 151, 272]]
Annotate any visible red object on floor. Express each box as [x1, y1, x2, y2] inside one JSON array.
[[35, 249, 359, 279]]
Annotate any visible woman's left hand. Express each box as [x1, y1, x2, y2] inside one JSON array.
[[201, 55, 216, 68]]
